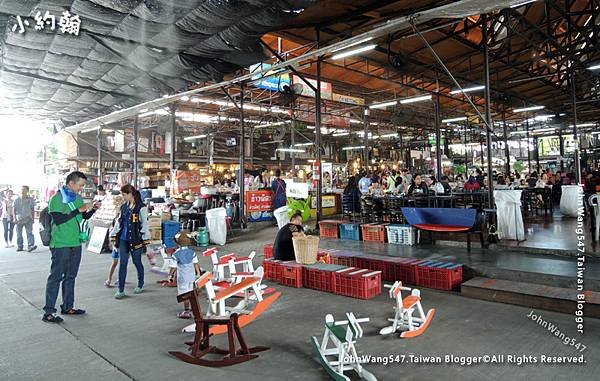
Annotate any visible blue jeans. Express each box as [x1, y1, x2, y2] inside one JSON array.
[[118, 240, 144, 293], [16, 221, 34, 249], [43, 246, 82, 314], [3, 218, 15, 243]]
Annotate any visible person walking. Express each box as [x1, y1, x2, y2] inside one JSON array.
[[14, 185, 37, 252], [271, 169, 287, 209], [43, 171, 98, 323], [110, 184, 151, 299], [2, 189, 16, 248]]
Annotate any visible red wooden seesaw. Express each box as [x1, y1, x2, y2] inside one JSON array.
[[168, 278, 269, 367]]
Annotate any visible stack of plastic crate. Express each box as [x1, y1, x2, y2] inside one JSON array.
[[333, 267, 382, 299], [302, 263, 348, 293]]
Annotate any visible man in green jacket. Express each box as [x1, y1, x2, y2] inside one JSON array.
[[42, 171, 98, 323]]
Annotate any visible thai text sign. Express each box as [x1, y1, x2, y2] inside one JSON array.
[[246, 190, 273, 212]]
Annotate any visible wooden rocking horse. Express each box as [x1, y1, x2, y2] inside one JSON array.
[[169, 275, 269, 367], [182, 269, 281, 336], [379, 281, 435, 338]]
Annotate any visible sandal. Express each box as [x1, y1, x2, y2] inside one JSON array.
[[61, 308, 86, 315], [42, 314, 64, 323], [177, 310, 193, 319]]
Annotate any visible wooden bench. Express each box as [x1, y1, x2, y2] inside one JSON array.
[[168, 285, 268, 367], [402, 207, 485, 251]]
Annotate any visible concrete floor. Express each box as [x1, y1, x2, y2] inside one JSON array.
[[1, 226, 599, 381]]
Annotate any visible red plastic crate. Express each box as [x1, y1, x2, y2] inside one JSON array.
[[263, 259, 283, 282], [331, 256, 354, 267], [280, 261, 303, 288], [319, 220, 342, 238], [264, 244, 274, 259], [355, 256, 386, 273], [302, 267, 335, 292], [333, 267, 382, 299], [380, 257, 408, 282], [360, 223, 388, 243], [416, 262, 463, 291], [386, 258, 429, 284]]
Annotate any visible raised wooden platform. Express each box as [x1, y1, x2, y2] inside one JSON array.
[[462, 277, 600, 318]]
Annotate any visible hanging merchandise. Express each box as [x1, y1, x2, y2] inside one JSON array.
[[312, 160, 320, 188]]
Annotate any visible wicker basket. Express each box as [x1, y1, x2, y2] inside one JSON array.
[[293, 235, 320, 264]]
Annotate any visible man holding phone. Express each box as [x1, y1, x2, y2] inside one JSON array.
[[42, 171, 99, 323]]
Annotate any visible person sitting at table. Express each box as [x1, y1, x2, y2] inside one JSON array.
[[440, 176, 452, 193], [407, 175, 429, 195], [495, 175, 511, 190], [429, 176, 445, 194], [464, 176, 481, 191], [273, 211, 305, 261]]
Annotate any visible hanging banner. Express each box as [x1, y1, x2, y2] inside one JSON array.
[[246, 190, 274, 222], [286, 182, 309, 199], [322, 163, 333, 189], [114, 130, 124, 152], [249, 63, 290, 92], [332, 93, 365, 105], [292, 75, 332, 100]]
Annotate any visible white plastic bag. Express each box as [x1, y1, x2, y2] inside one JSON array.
[[205, 207, 227, 245], [274, 205, 290, 229]]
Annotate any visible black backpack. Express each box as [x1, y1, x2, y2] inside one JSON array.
[[39, 207, 52, 246]]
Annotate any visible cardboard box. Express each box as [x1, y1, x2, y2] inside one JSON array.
[[150, 229, 162, 240], [148, 216, 162, 227]]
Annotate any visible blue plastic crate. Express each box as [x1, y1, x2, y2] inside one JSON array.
[[339, 223, 361, 241]]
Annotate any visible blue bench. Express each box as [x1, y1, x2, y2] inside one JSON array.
[[401, 207, 485, 251]]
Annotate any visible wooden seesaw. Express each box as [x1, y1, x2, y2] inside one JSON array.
[[379, 281, 435, 338], [182, 268, 281, 336], [168, 275, 269, 367], [312, 313, 377, 381]]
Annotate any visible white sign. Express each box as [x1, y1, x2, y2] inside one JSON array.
[[87, 226, 108, 254], [286, 182, 309, 199]]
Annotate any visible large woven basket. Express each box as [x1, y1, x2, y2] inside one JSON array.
[[293, 235, 320, 264]]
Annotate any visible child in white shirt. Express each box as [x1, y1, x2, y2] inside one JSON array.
[[168, 233, 202, 319]]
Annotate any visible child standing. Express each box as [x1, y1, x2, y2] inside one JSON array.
[[168, 233, 202, 319], [104, 248, 119, 287]]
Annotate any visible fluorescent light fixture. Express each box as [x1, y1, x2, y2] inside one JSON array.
[[331, 44, 377, 60], [183, 134, 207, 141], [442, 117, 467, 123], [532, 128, 555, 133], [369, 100, 397, 109], [370, 122, 379, 126], [180, 96, 190, 101], [510, 130, 528, 135], [138, 108, 148, 113], [342, 145, 365, 150], [349, 119, 362, 124], [332, 132, 350, 137], [81, 126, 100, 133], [293, 142, 313, 147], [331, 37, 374, 52], [400, 94, 432, 104], [449, 85, 485, 95], [254, 121, 288, 129], [510, 0, 537, 8], [513, 105, 545, 112], [380, 133, 398, 138], [592, 131, 600, 135], [569, 123, 596, 127], [276, 148, 305, 153], [588, 64, 600, 70]]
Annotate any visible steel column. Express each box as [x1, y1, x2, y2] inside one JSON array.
[[434, 89, 442, 178], [526, 118, 531, 173], [363, 108, 369, 165], [133, 116, 139, 187], [96, 127, 102, 185], [482, 14, 494, 208], [291, 122, 295, 173], [170, 105, 176, 173], [571, 70, 581, 184], [239, 83, 247, 228], [315, 29, 323, 224], [503, 117, 510, 174]]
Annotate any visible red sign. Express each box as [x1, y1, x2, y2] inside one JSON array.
[[246, 190, 273, 212]]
